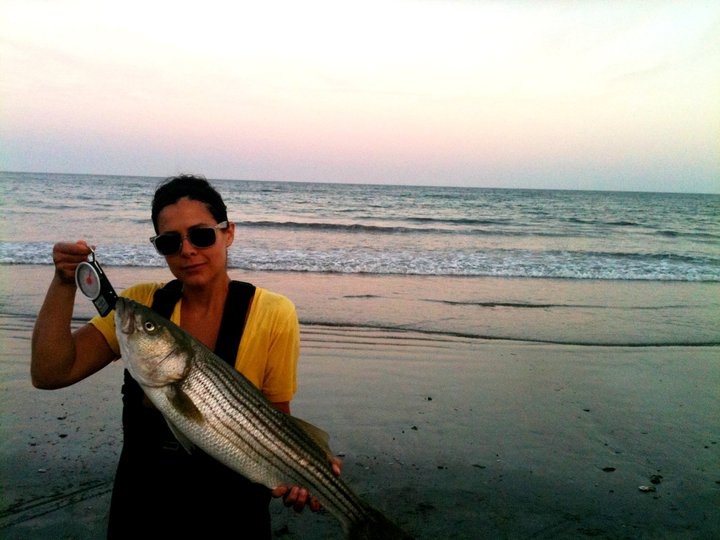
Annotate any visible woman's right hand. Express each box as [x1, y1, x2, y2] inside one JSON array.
[[52, 241, 93, 285]]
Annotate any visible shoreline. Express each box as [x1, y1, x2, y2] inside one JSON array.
[[1, 264, 718, 538], [3, 264, 718, 346]]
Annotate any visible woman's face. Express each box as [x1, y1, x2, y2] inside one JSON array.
[[156, 197, 234, 288]]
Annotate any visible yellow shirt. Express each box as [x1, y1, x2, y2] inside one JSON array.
[[90, 282, 299, 403]]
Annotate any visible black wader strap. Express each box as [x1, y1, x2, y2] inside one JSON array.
[[214, 280, 256, 366]]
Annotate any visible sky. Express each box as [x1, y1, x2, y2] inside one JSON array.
[[1, 0, 719, 193]]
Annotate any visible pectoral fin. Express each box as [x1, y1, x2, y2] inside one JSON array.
[[163, 385, 204, 455], [165, 419, 197, 455], [167, 385, 204, 424]]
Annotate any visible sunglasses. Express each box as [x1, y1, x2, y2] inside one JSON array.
[[150, 221, 229, 256]]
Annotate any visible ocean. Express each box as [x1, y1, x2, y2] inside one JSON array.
[[1, 171, 719, 281]]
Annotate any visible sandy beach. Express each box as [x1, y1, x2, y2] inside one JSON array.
[[1, 265, 718, 539]]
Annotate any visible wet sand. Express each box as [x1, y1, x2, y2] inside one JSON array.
[[1, 265, 718, 538]]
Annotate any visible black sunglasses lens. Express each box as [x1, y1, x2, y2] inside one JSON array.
[[188, 228, 217, 248], [154, 233, 182, 255]]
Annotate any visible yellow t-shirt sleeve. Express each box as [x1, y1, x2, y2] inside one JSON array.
[[236, 288, 299, 403]]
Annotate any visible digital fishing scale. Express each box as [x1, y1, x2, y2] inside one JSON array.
[[75, 248, 118, 316]]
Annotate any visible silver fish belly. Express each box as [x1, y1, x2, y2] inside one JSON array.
[[114, 297, 410, 539]]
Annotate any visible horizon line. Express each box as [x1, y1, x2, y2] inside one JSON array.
[[1, 169, 718, 196]]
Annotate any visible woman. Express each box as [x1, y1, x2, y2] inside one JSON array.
[[31, 174, 336, 538]]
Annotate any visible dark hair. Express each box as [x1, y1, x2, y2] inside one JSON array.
[[151, 174, 228, 232]]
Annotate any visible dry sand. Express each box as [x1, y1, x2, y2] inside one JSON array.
[[1, 265, 718, 538]]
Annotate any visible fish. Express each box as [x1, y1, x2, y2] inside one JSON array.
[[114, 297, 411, 540]]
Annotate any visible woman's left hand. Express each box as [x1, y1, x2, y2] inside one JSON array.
[[271, 456, 343, 513]]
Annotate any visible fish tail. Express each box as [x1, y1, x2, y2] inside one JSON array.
[[347, 504, 412, 540]]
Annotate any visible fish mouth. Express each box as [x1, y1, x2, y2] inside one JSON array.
[[115, 297, 135, 336]]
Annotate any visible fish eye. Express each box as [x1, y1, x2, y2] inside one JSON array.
[[143, 321, 157, 332]]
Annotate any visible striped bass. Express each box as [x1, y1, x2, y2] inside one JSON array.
[[114, 297, 411, 539]]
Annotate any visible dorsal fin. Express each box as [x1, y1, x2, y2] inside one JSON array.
[[291, 416, 334, 460]]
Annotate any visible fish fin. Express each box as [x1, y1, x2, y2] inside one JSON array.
[[291, 416, 334, 460], [165, 420, 197, 455], [167, 385, 204, 424], [349, 505, 413, 540]]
